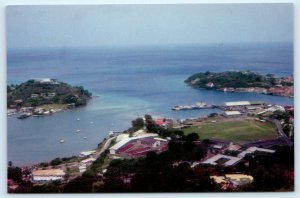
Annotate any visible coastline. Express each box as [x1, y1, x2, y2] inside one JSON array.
[[8, 90, 294, 167], [185, 71, 294, 98], [16, 98, 292, 168], [7, 96, 97, 119], [188, 87, 294, 98]]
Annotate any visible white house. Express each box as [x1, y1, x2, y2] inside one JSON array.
[[206, 82, 215, 88]]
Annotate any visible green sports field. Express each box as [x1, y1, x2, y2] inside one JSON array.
[[183, 119, 278, 143]]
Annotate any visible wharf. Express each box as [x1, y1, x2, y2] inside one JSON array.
[[172, 102, 217, 111]]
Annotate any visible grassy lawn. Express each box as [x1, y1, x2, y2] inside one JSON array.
[[183, 119, 278, 143], [39, 103, 68, 110]]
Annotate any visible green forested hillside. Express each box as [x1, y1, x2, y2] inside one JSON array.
[[7, 79, 92, 108]]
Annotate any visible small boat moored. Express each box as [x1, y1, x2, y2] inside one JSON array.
[[17, 113, 32, 119]]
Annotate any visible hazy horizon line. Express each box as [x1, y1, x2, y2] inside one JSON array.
[[7, 41, 293, 51]]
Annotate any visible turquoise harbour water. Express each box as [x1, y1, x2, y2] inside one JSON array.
[[7, 43, 293, 166]]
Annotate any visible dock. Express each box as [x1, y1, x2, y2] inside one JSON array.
[[172, 102, 216, 111]]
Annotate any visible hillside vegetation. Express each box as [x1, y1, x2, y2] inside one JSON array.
[[185, 71, 277, 89], [7, 79, 92, 108]]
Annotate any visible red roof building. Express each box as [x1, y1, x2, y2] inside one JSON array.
[[154, 118, 172, 128], [115, 137, 168, 159]]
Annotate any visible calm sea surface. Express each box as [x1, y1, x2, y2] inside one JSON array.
[[7, 43, 294, 166]]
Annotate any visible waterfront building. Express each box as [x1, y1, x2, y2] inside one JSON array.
[[32, 169, 65, 182], [224, 101, 264, 107], [79, 150, 96, 157], [224, 101, 250, 106]]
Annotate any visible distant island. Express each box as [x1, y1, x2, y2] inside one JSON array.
[[185, 71, 293, 97], [7, 78, 92, 118]]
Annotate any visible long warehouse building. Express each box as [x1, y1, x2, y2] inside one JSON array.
[[224, 101, 264, 107]]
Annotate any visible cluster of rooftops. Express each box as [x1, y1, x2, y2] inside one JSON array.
[[201, 146, 275, 167]]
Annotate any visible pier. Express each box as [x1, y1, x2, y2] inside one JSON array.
[[172, 102, 217, 111]]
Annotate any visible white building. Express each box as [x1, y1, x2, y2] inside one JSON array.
[[265, 105, 285, 113], [238, 147, 275, 158], [79, 150, 96, 157], [201, 154, 241, 167], [224, 111, 241, 117], [32, 169, 65, 182], [224, 101, 251, 106]]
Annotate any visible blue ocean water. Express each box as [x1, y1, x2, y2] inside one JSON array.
[[7, 43, 294, 166]]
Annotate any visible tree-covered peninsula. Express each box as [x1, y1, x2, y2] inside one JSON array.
[[185, 71, 293, 97], [7, 78, 92, 109]]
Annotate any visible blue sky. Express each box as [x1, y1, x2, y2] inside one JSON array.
[[6, 4, 293, 49]]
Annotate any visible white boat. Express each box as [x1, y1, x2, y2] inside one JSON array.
[[60, 139, 65, 143], [17, 113, 32, 119], [90, 121, 94, 124], [83, 137, 87, 139], [76, 129, 80, 132], [77, 118, 80, 121], [196, 102, 207, 107]]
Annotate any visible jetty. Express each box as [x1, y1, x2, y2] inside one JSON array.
[[172, 102, 216, 111]]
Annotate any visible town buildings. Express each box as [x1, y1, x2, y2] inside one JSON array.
[[32, 169, 65, 182]]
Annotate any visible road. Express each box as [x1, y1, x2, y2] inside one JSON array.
[[95, 136, 116, 157], [272, 119, 293, 147]]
